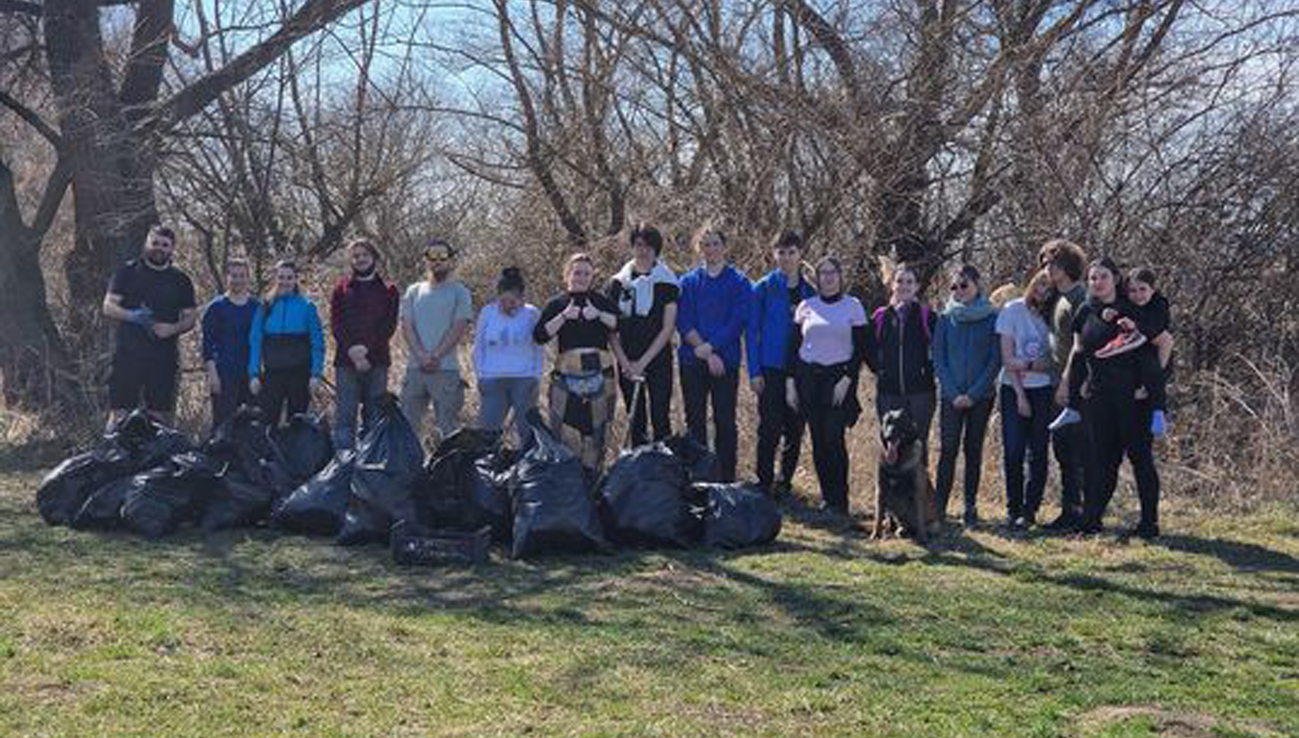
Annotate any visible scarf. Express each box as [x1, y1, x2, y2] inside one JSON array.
[[943, 295, 997, 323], [612, 259, 678, 318]]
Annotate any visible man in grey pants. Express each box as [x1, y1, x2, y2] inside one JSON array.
[[399, 238, 473, 441]]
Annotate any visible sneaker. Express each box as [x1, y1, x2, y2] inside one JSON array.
[[1043, 512, 1080, 532], [1150, 409, 1167, 438], [1076, 521, 1103, 536], [962, 510, 980, 529], [1126, 523, 1160, 540], [1048, 407, 1082, 432], [1008, 515, 1027, 532], [1095, 329, 1147, 359]]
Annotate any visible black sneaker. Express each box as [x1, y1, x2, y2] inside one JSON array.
[[1126, 524, 1160, 541], [1076, 521, 1104, 537], [1043, 513, 1081, 532]]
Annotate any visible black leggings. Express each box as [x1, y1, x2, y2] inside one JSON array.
[[935, 396, 994, 516], [260, 366, 311, 426], [796, 367, 853, 513], [1084, 392, 1160, 529]]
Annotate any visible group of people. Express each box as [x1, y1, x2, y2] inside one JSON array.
[[102, 225, 1172, 539]]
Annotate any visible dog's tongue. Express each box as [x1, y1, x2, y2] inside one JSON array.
[[884, 441, 899, 465]]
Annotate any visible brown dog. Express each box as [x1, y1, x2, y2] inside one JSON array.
[[871, 408, 939, 543]]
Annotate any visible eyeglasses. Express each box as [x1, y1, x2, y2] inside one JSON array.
[[950, 281, 970, 291]]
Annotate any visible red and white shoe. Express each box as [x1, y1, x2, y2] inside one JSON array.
[[1095, 330, 1146, 359]]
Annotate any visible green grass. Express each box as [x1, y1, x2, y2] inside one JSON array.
[[1, 469, 1297, 738]]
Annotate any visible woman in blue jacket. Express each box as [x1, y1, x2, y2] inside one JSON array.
[[932, 265, 1000, 527], [248, 260, 326, 426]]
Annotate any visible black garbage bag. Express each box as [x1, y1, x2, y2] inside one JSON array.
[[37, 447, 133, 526], [433, 427, 503, 458], [422, 447, 515, 542], [598, 444, 699, 549], [202, 473, 278, 532], [337, 394, 424, 546], [120, 454, 221, 539], [509, 410, 606, 559], [271, 413, 334, 483], [696, 483, 782, 549], [663, 435, 723, 484], [71, 476, 136, 531], [37, 411, 192, 526], [272, 452, 355, 536], [204, 406, 296, 515]]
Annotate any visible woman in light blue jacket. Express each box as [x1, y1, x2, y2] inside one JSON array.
[[248, 260, 326, 426], [932, 264, 1000, 527]]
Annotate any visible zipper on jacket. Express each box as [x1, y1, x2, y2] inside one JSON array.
[[897, 308, 906, 395]]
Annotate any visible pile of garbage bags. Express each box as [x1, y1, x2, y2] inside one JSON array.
[[36, 396, 780, 561]]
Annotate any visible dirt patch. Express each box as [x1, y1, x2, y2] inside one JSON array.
[[1076, 705, 1286, 738]]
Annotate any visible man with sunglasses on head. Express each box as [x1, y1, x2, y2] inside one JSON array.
[[101, 224, 197, 428], [399, 238, 474, 442]]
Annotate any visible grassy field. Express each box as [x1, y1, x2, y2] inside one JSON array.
[[1, 459, 1297, 738]]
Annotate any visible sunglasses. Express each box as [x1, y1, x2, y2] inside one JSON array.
[[950, 281, 970, 291]]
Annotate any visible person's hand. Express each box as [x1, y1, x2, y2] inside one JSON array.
[[627, 359, 646, 380], [1054, 384, 1068, 408], [707, 354, 726, 378], [953, 394, 972, 410], [150, 322, 174, 339], [125, 306, 154, 326], [750, 375, 765, 396], [1134, 386, 1149, 400], [354, 356, 372, 373], [1117, 317, 1136, 332], [348, 344, 369, 365], [1080, 380, 1091, 400], [562, 300, 581, 321], [832, 377, 851, 407], [693, 343, 713, 360], [1016, 393, 1032, 418], [1101, 307, 1118, 322], [785, 380, 799, 412], [249, 377, 262, 396], [581, 303, 600, 321], [207, 369, 222, 396], [309, 377, 323, 394]]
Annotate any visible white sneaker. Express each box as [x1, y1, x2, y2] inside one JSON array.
[[1048, 407, 1081, 432]]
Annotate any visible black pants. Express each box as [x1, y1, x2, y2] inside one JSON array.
[[260, 366, 311, 426], [934, 396, 994, 517], [680, 362, 739, 482], [1051, 401, 1089, 520], [619, 354, 673, 447], [797, 368, 852, 513], [1000, 384, 1053, 521], [211, 371, 253, 430], [755, 368, 805, 490], [1084, 392, 1161, 529]]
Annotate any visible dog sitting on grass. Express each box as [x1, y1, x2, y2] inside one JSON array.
[[872, 408, 939, 543]]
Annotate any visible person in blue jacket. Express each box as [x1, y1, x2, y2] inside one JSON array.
[[676, 228, 751, 482], [200, 257, 260, 429], [932, 264, 1001, 527], [248, 259, 326, 426], [747, 230, 816, 496]]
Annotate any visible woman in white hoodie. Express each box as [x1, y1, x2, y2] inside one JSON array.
[[473, 267, 544, 449]]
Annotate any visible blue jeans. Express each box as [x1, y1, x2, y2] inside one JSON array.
[[1000, 384, 1053, 521], [478, 376, 540, 450], [335, 364, 389, 450]]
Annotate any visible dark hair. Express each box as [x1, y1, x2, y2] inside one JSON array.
[[498, 266, 526, 295], [1130, 267, 1157, 289], [770, 230, 803, 251], [149, 224, 175, 243], [954, 264, 981, 285], [1088, 257, 1124, 295], [1043, 239, 1087, 282], [350, 238, 380, 262], [630, 226, 664, 256], [425, 237, 457, 259]]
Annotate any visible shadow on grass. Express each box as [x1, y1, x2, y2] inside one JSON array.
[[1155, 534, 1299, 576]]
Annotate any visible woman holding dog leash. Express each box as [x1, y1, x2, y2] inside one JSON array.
[[786, 257, 869, 515]]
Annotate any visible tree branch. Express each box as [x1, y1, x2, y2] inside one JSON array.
[[0, 89, 62, 149]]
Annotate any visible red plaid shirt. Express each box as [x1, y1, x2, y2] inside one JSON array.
[[330, 275, 399, 368]]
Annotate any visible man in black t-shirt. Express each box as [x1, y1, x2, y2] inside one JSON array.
[[101, 225, 198, 426]]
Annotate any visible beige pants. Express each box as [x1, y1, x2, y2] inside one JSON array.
[[399, 368, 465, 439]]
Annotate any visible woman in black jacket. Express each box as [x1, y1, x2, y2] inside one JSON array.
[[866, 261, 938, 464]]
